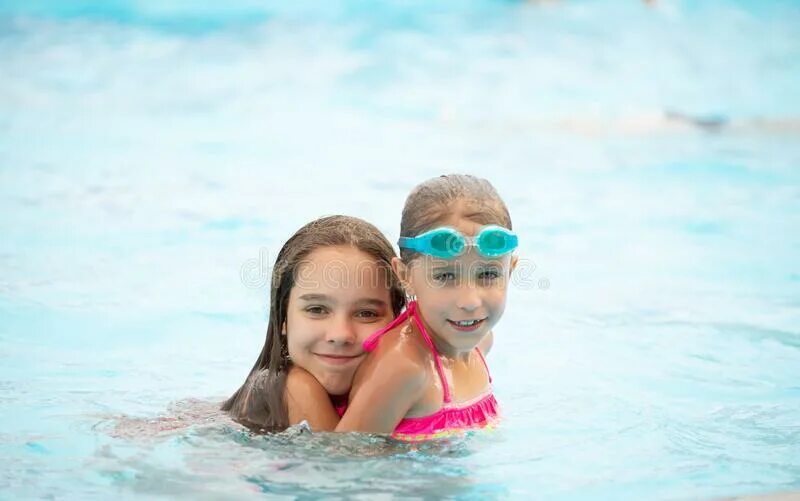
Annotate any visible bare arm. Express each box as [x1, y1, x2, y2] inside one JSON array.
[[285, 366, 340, 431], [335, 346, 427, 434]]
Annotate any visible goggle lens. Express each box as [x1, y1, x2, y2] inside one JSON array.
[[399, 225, 517, 259], [430, 231, 464, 256], [477, 229, 513, 256]]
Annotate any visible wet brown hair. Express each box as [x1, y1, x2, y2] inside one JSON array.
[[221, 215, 405, 432], [399, 174, 512, 262]]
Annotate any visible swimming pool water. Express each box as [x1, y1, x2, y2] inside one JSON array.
[[1, 0, 799, 498]]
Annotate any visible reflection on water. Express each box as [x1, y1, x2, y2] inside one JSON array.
[[1, 0, 799, 499], [95, 399, 494, 498]]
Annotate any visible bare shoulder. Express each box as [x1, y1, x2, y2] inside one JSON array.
[[337, 325, 432, 433], [375, 323, 431, 366], [357, 323, 431, 385], [285, 366, 329, 401]]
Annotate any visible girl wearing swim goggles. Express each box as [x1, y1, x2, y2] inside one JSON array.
[[332, 174, 518, 441]]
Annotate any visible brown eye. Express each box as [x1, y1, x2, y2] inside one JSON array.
[[305, 306, 329, 316], [433, 272, 456, 283], [478, 270, 501, 281], [355, 309, 380, 321]]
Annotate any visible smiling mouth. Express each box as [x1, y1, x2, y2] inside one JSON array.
[[447, 318, 487, 332], [314, 353, 364, 365]]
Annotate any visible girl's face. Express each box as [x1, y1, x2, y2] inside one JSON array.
[[399, 216, 517, 356], [285, 245, 394, 396]]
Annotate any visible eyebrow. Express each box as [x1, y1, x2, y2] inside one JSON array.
[[297, 294, 389, 308], [298, 293, 335, 302]]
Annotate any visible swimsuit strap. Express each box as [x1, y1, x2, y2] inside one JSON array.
[[362, 304, 411, 352], [407, 302, 452, 404], [362, 301, 452, 404], [475, 346, 493, 383]]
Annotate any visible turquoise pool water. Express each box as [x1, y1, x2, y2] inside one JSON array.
[[1, 0, 799, 498]]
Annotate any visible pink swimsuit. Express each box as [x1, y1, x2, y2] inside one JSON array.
[[362, 300, 500, 442]]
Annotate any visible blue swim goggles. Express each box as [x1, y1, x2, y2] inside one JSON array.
[[398, 225, 518, 259]]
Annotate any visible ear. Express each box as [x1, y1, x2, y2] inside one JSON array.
[[281, 321, 287, 336], [391, 257, 413, 295], [391, 257, 407, 282], [509, 254, 519, 275]]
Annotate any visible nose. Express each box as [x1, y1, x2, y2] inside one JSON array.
[[325, 314, 357, 345], [456, 283, 482, 312]]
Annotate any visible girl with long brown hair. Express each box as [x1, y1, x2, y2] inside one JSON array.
[[222, 215, 405, 432]]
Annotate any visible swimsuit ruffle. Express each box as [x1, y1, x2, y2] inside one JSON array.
[[391, 392, 500, 442]]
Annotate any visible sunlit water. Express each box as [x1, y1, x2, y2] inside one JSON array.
[[1, 0, 799, 499]]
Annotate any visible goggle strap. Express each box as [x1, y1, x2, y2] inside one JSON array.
[[397, 236, 420, 251]]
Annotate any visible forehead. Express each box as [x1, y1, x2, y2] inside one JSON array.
[[290, 245, 390, 299], [429, 198, 503, 237], [434, 214, 484, 237]]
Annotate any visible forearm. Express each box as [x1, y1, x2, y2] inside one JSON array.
[[285, 367, 341, 431]]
